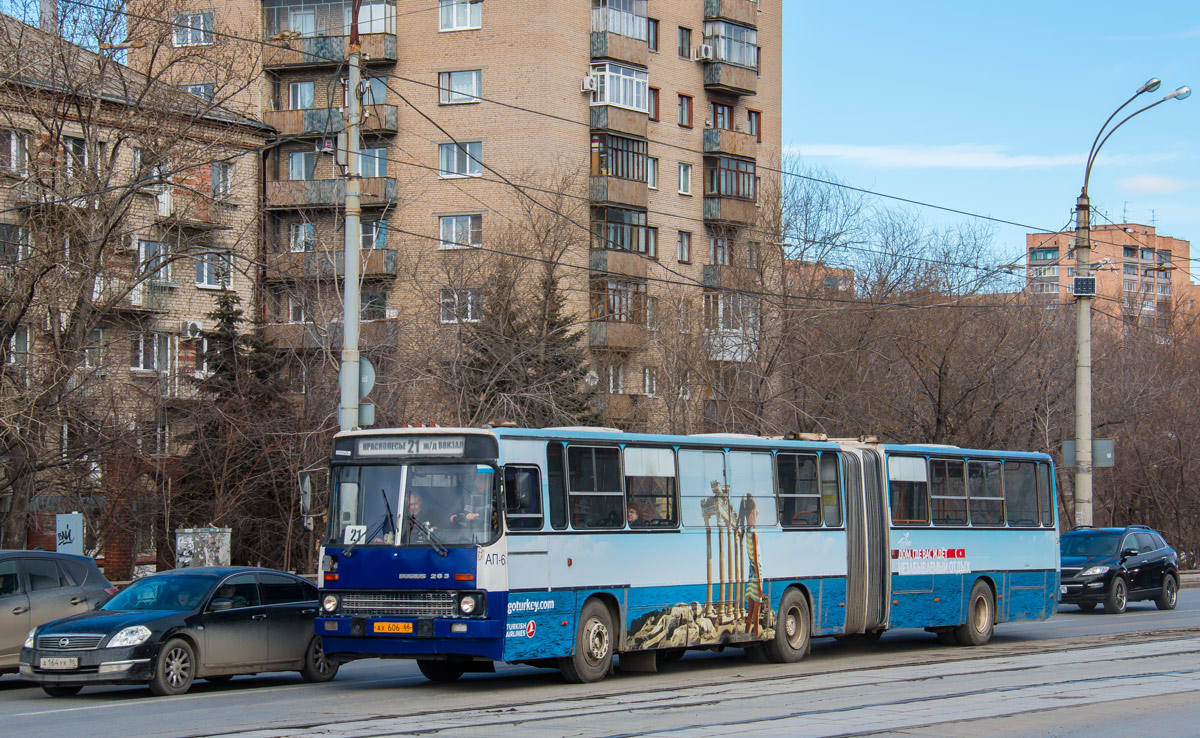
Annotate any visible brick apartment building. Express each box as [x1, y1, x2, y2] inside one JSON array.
[[134, 0, 783, 430], [0, 15, 268, 574], [1025, 224, 1196, 332]]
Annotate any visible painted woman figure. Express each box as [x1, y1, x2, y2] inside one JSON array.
[[739, 494, 764, 637]]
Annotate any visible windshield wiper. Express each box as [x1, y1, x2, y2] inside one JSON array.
[[407, 515, 449, 557], [343, 493, 397, 557]]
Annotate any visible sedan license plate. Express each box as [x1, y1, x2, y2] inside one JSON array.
[[373, 622, 413, 634], [1060, 585, 1068, 595], [40, 657, 78, 670]]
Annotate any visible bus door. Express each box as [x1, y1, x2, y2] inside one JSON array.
[[842, 449, 890, 633]]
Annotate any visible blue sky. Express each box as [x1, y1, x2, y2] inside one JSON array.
[[781, 3, 1199, 273]]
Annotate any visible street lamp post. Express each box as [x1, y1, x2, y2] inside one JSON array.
[[1072, 79, 1190, 527]]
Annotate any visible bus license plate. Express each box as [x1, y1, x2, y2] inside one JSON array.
[[373, 622, 413, 634], [40, 657, 78, 670]]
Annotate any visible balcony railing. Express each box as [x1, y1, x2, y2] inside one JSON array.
[[263, 105, 398, 138], [703, 0, 758, 27], [266, 177, 396, 208], [263, 32, 396, 69], [703, 61, 757, 97], [262, 319, 398, 351], [266, 248, 396, 279], [703, 128, 757, 158]]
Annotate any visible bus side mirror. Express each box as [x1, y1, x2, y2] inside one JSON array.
[[299, 471, 326, 531]]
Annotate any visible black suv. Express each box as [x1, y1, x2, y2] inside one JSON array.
[[1059, 525, 1179, 614]]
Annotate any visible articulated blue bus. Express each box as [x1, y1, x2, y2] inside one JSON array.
[[315, 426, 1059, 683]]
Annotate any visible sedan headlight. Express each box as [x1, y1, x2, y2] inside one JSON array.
[[24, 629, 36, 649], [321, 594, 340, 613], [1081, 565, 1110, 577], [106, 625, 152, 648]]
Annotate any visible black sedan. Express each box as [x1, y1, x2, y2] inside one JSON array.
[[19, 567, 338, 696]]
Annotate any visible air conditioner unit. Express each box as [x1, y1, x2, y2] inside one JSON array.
[[693, 44, 714, 62], [581, 75, 598, 93], [181, 320, 203, 338]]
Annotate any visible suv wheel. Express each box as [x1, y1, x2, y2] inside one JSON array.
[[1156, 574, 1178, 611], [1105, 575, 1128, 614]]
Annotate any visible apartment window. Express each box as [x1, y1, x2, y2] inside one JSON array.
[[361, 219, 387, 250], [710, 101, 733, 130], [677, 94, 693, 127], [592, 133, 647, 182], [132, 149, 166, 188], [289, 222, 315, 252], [647, 87, 660, 121], [677, 26, 691, 58], [361, 290, 387, 321], [439, 0, 481, 31], [7, 325, 28, 365], [703, 20, 758, 69], [438, 70, 481, 104], [359, 77, 386, 106], [1123, 264, 1137, 275], [591, 205, 652, 254], [710, 236, 730, 265], [703, 291, 758, 331], [1123, 247, 1137, 258], [705, 156, 756, 199], [608, 364, 625, 394], [195, 250, 231, 288], [1140, 248, 1154, 260], [0, 224, 28, 264], [173, 12, 214, 46], [440, 288, 482, 323], [288, 150, 315, 180], [591, 0, 648, 40], [747, 241, 761, 269], [591, 278, 646, 323], [439, 214, 482, 249], [677, 231, 691, 263], [130, 333, 169, 372], [677, 162, 692, 195], [642, 366, 657, 396], [1029, 248, 1058, 261], [646, 157, 658, 189], [193, 336, 210, 375], [83, 328, 104, 369], [0, 130, 27, 173], [438, 141, 482, 177], [646, 295, 658, 330], [361, 147, 387, 178], [647, 18, 658, 51], [180, 83, 214, 102], [288, 295, 305, 323], [590, 63, 648, 112], [288, 81, 314, 110], [63, 136, 86, 178], [211, 162, 233, 198], [138, 239, 170, 281], [747, 110, 762, 142]]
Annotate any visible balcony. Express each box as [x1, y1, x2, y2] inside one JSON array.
[[265, 248, 396, 279], [590, 31, 649, 66], [703, 128, 756, 159], [706, 328, 756, 363], [704, 195, 757, 224], [704, 0, 758, 27], [702, 264, 757, 289], [589, 320, 645, 351], [703, 62, 757, 97], [590, 105, 648, 138], [590, 176, 648, 208], [152, 189, 232, 231], [102, 281, 170, 314], [263, 32, 396, 70], [263, 319, 398, 351], [263, 104, 398, 138], [266, 177, 396, 209], [590, 247, 648, 280]]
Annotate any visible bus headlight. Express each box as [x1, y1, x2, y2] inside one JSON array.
[[458, 595, 477, 615], [321, 594, 340, 613]]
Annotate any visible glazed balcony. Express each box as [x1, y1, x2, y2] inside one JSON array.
[[266, 177, 396, 209], [703, 195, 757, 224], [263, 104, 398, 138], [589, 176, 649, 208], [704, 0, 758, 27], [703, 62, 757, 97], [703, 128, 757, 159], [265, 248, 396, 279]]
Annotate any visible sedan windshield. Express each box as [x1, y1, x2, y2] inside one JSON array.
[[103, 576, 215, 611], [1061, 533, 1120, 558]]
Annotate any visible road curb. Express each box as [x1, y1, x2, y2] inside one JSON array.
[[1180, 570, 1200, 589]]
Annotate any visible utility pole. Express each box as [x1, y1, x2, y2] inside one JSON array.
[[1073, 194, 1092, 527], [339, 0, 363, 432]]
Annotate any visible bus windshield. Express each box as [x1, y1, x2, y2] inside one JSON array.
[[1060, 533, 1120, 558], [330, 463, 498, 547]]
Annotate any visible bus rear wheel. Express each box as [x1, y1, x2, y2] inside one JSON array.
[[560, 600, 613, 683], [418, 660, 466, 683], [763, 589, 810, 663], [954, 581, 995, 646]]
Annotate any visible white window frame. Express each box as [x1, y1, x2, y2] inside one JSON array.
[[440, 288, 482, 323], [289, 81, 315, 110], [180, 82, 215, 102], [0, 130, 27, 174], [677, 162, 692, 195], [195, 250, 231, 289], [608, 363, 625, 394], [211, 162, 233, 199], [361, 147, 387, 178], [438, 141, 483, 178], [83, 327, 104, 369], [138, 239, 171, 282], [131, 332, 169, 373], [361, 219, 387, 250], [289, 150, 315, 181], [589, 62, 649, 112], [439, 213, 483, 249], [646, 156, 658, 189], [173, 12, 214, 46], [438, 0, 481, 31], [439, 70, 482, 104], [677, 230, 691, 262], [289, 222, 315, 252], [288, 295, 306, 323], [642, 366, 657, 396]]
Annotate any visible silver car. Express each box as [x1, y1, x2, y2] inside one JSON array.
[[1, 551, 117, 676]]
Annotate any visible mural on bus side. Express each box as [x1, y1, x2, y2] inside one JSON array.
[[626, 481, 778, 649]]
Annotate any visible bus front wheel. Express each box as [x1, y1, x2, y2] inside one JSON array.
[[560, 600, 614, 683], [763, 589, 810, 663], [418, 660, 466, 682], [954, 580, 995, 646]]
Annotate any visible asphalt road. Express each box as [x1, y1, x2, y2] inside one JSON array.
[[4, 592, 1200, 738]]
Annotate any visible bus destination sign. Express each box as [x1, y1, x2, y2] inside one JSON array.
[[357, 436, 466, 457]]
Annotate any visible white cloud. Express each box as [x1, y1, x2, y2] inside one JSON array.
[[786, 143, 1081, 169], [1116, 174, 1196, 195]]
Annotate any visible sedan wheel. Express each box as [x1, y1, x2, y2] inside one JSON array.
[[150, 638, 196, 696]]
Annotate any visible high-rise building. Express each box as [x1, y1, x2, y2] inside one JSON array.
[[1025, 224, 1195, 333], [136, 0, 782, 429]]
